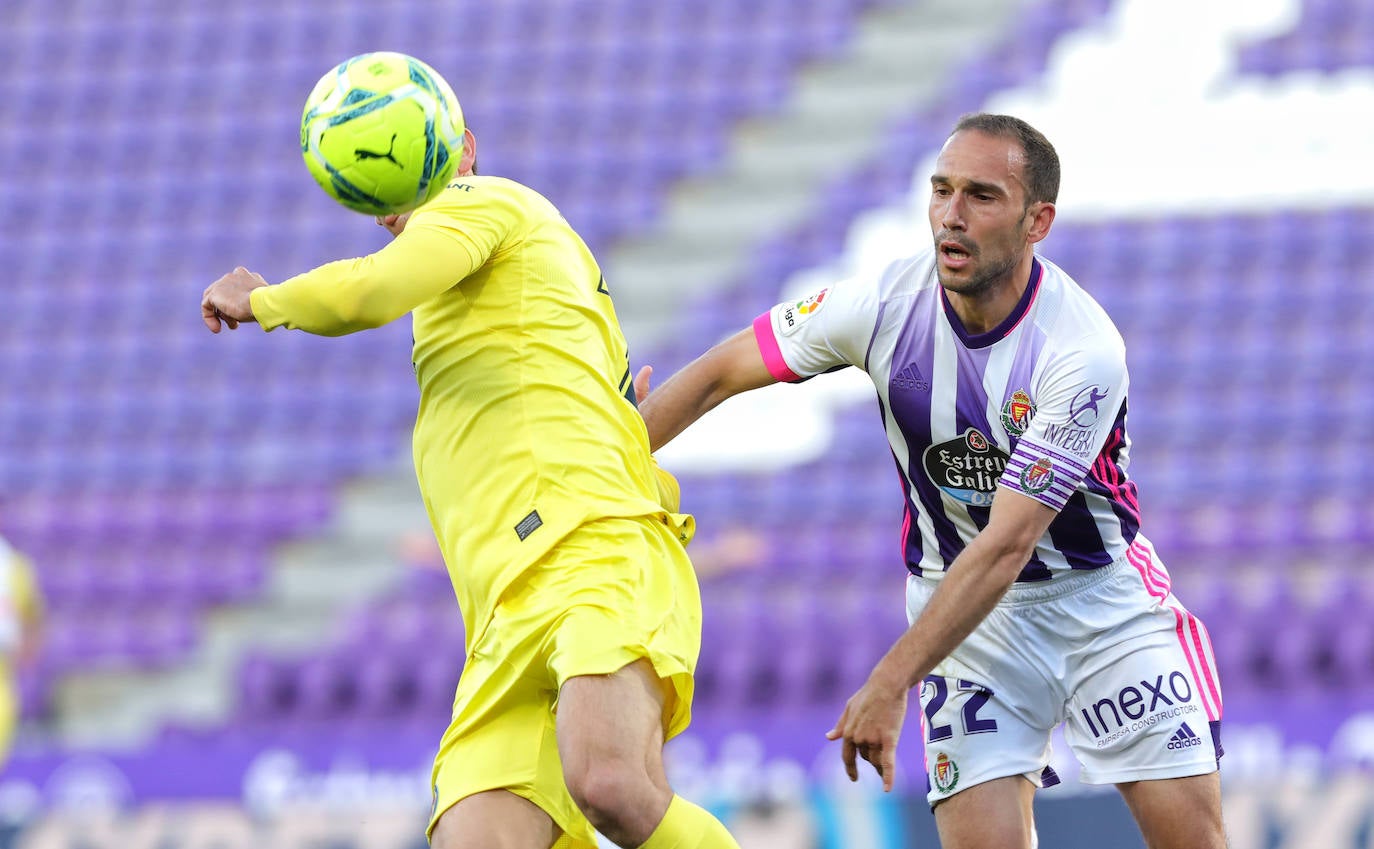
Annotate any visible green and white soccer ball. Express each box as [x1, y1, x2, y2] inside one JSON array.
[[300, 51, 465, 216]]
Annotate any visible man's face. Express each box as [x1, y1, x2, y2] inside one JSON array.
[[927, 130, 1037, 298]]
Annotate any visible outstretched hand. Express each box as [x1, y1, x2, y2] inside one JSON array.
[[826, 670, 909, 792], [202, 267, 267, 333]]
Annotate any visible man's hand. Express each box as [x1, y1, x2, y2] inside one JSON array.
[[633, 365, 653, 404], [826, 666, 910, 792], [376, 212, 412, 237], [202, 266, 267, 333]]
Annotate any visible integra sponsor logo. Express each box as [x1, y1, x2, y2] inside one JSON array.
[[922, 428, 1008, 507], [1079, 671, 1200, 748], [1040, 421, 1095, 457]]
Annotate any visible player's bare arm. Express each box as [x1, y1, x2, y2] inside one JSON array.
[[827, 488, 1057, 791], [636, 327, 778, 451], [202, 266, 268, 333]]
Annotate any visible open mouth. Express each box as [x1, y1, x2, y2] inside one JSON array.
[[940, 241, 973, 266]]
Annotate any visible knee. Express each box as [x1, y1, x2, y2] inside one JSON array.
[[564, 763, 654, 833]]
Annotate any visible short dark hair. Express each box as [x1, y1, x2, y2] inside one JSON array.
[[951, 113, 1060, 206]]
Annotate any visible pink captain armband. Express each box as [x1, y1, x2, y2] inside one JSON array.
[[752, 311, 802, 382]]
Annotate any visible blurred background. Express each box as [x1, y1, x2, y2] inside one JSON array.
[[1, 0, 1372, 846]]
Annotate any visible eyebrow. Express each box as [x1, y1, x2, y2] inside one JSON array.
[[929, 175, 1007, 197]]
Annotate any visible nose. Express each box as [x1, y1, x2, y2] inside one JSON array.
[[938, 192, 967, 232]]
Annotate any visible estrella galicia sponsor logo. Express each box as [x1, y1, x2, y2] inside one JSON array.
[[999, 389, 1035, 436], [932, 753, 959, 793], [779, 288, 829, 336], [1079, 671, 1200, 749], [1167, 723, 1203, 750], [1067, 384, 1110, 427], [922, 428, 1008, 507], [1018, 457, 1055, 495]]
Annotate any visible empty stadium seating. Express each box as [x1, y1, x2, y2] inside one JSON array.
[[3, 0, 1371, 745]]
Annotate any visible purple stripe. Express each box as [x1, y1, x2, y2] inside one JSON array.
[[949, 345, 1001, 541], [943, 333, 1054, 582], [885, 289, 965, 571], [1046, 491, 1115, 569], [863, 300, 889, 373], [1046, 482, 1078, 500], [1012, 441, 1092, 478], [1001, 462, 1078, 497]]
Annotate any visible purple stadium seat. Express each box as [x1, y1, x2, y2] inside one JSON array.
[[4, 0, 1368, 748]]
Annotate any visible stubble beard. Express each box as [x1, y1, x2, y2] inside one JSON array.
[[936, 250, 1019, 300]]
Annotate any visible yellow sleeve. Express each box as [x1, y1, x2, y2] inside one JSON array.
[[9, 554, 41, 623], [250, 182, 522, 336]]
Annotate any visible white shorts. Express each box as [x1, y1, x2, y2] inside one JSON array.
[[908, 538, 1223, 806]]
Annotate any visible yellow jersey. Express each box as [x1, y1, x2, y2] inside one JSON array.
[[0, 536, 41, 665], [251, 177, 680, 633]]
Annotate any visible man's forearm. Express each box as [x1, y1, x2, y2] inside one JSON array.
[[871, 533, 1028, 691], [639, 328, 778, 451], [638, 365, 727, 452]]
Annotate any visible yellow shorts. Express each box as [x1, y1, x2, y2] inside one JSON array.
[[427, 514, 702, 846], [0, 670, 14, 767]]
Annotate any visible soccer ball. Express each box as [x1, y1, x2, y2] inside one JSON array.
[[300, 52, 465, 216]]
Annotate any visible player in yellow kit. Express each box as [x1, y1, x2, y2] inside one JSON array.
[[0, 536, 44, 768], [201, 122, 742, 849]]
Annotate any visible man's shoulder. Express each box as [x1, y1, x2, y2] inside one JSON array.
[[417, 176, 563, 232], [837, 246, 938, 307], [1034, 258, 1125, 347], [434, 175, 537, 203]]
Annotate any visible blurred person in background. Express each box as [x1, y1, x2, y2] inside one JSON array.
[[0, 536, 44, 770], [635, 113, 1227, 849], [199, 87, 744, 849]]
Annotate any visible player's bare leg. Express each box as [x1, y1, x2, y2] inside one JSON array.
[[557, 659, 673, 844], [1117, 773, 1227, 849], [429, 789, 560, 849], [558, 658, 742, 848], [933, 774, 1038, 849]]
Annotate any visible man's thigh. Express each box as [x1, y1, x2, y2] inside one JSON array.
[[933, 775, 1038, 849], [430, 789, 560, 849], [428, 574, 599, 847], [1116, 773, 1226, 849]]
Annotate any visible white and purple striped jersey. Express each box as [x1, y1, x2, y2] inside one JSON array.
[[754, 247, 1140, 583]]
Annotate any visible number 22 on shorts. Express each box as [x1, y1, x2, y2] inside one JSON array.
[[922, 675, 999, 741]]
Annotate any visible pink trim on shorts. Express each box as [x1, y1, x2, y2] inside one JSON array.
[[1126, 540, 1221, 721], [752, 312, 802, 382]]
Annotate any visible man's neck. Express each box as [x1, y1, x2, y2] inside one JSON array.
[[943, 253, 1036, 335]]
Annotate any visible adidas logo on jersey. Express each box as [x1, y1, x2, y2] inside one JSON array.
[[1166, 722, 1202, 750], [892, 363, 930, 392]]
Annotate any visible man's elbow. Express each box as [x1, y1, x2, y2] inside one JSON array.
[[988, 529, 1042, 581], [330, 295, 400, 332]]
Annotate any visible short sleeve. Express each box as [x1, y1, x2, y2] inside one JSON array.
[[751, 276, 881, 382], [998, 335, 1129, 510]]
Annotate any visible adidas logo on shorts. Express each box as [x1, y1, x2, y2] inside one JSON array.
[[1166, 722, 1203, 750]]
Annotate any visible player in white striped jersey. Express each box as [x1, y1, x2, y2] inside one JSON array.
[[637, 114, 1226, 849]]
